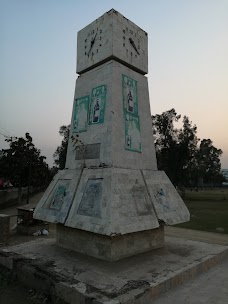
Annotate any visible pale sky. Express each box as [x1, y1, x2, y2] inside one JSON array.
[[1, 0, 228, 168]]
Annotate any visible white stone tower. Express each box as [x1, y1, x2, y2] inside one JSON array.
[[34, 9, 190, 261]]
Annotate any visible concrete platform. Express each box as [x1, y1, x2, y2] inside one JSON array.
[[56, 225, 164, 261], [153, 257, 228, 304], [0, 234, 228, 304]]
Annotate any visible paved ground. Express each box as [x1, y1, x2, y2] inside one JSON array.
[[154, 258, 228, 304], [1, 193, 228, 303], [1, 235, 227, 303], [1, 259, 227, 304], [157, 227, 228, 303]]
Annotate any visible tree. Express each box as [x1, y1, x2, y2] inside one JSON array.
[[193, 139, 223, 187], [0, 133, 49, 203], [152, 109, 198, 186], [152, 109, 223, 188], [54, 110, 223, 188], [53, 125, 70, 169]]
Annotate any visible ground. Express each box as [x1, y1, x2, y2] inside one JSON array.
[[176, 188, 228, 234], [0, 189, 228, 303], [0, 191, 54, 303], [153, 258, 228, 304], [0, 266, 50, 304]]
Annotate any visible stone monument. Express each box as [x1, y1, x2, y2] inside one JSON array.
[[34, 9, 190, 261]]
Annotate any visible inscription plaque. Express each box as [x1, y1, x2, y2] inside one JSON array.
[[77, 179, 103, 218], [75, 143, 100, 160]]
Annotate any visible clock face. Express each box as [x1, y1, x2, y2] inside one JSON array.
[[76, 9, 148, 74], [122, 25, 146, 61], [84, 27, 103, 60]]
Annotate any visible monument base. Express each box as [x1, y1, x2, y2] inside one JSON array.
[[56, 224, 164, 261], [1, 230, 227, 303]]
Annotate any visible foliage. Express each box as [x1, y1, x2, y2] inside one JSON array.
[[54, 109, 223, 187], [152, 109, 199, 185], [152, 109, 223, 187], [192, 139, 223, 185], [71, 133, 86, 166], [53, 125, 86, 169], [53, 125, 70, 169], [0, 133, 49, 189]]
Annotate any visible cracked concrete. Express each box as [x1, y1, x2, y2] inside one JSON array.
[[0, 234, 227, 303]]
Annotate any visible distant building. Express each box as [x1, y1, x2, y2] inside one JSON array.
[[221, 169, 228, 181]]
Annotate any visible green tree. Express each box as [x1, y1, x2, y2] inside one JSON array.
[[152, 109, 223, 188], [152, 109, 198, 186], [0, 133, 49, 203], [193, 139, 223, 187], [53, 125, 70, 169]]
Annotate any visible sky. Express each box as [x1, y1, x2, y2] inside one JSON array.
[[1, 0, 228, 168]]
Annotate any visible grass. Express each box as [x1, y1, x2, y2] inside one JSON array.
[[176, 189, 228, 234]]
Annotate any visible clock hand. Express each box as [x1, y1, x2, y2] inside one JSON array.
[[129, 38, 140, 55], [87, 33, 97, 56]]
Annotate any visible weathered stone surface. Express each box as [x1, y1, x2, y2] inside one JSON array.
[[33, 9, 190, 261], [0, 235, 227, 303], [77, 178, 103, 218], [33, 169, 82, 224], [65, 61, 157, 171], [64, 167, 159, 235], [76, 9, 148, 75], [142, 170, 190, 225], [56, 225, 164, 261], [75, 143, 101, 160]]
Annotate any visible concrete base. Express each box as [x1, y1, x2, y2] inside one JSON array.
[[56, 224, 164, 261], [34, 168, 190, 236], [0, 233, 228, 303]]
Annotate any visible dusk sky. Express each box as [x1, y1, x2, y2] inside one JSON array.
[[1, 0, 228, 168]]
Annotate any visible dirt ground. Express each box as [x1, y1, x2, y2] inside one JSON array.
[[0, 192, 55, 303], [0, 275, 51, 304]]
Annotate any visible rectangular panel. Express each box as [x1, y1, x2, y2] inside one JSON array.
[[124, 112, 142, 152], [122, 74, 138, 115], [77, 179, 103, 218], [50, 181, 70, 210], [132, 186, 150, 216], [75, 143, 100, 160], [89, 85, 107, 125], [33, 170, 82, 224], [142, 170, 190, 225], [72, 95, 89, 133]]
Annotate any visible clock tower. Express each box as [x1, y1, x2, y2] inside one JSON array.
[[34, 9, 190, 261], [76, 9, 148, 75]]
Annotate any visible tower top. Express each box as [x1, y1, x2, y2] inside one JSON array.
[[76, 9, 148, 75]]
